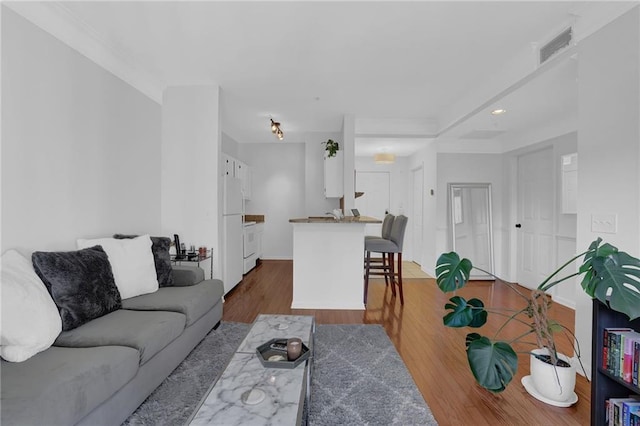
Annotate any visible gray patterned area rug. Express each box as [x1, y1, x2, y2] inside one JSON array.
[[124, 322, 437, 425]]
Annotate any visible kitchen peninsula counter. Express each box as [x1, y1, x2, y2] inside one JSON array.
[[289, 215, 380, 224], [289, 215, 381, 310]]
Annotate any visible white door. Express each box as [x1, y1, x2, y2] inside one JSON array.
[[412, 167, 424, 265], [355, 171, 390, 237], [517, 148, 554, 289]]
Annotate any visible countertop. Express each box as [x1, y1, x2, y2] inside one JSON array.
[[243, 214, 264, 223], [289, 215, 381, 224]]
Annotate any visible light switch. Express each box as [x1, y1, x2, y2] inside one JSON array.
[[591, 214, 617, 234]]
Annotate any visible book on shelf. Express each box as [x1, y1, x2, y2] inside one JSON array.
[[603, 329, 640, 380], [631, 411, 640, 426], [609, 397, 640, 426], [634, 340, 640, 387], [607, 396, 640, 426], [622, 332, 640, 383], [622, 401, 640, 426]]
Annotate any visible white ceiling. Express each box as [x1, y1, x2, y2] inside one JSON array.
[[18, 1, 633, 156]]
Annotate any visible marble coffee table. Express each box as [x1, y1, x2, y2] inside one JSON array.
[[188, 314, 315, 425]]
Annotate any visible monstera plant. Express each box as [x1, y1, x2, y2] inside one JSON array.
[[435, 238, 640, 393]]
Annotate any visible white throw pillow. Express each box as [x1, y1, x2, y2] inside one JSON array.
[[1, 250, 63, 362], [77, 234, 158, 299]]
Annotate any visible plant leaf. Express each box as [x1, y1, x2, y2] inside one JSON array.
[[443, 296, 487, 328], [547, 319, 564, 333], [586, 251, 640, 320], [465, 335, 518, 393], [436, 252, 472, 292]]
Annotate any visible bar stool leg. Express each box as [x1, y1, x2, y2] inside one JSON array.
[[364, 250, 371, 304], [388, 253, 396, 297], [397, 252, 404, 305], [383, 253, 390, 286]]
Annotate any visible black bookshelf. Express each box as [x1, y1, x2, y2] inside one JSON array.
[[591, 299, 640, 425]]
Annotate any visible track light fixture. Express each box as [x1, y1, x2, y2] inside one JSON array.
[[270, 118, 284, 140]]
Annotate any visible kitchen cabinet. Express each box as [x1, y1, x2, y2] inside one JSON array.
[[324, 151, 343, 198], [223, 154, 251, 199], [223, 154, 236, 177]]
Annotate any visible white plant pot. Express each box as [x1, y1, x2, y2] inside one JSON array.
[[529, 348, 576, 403]]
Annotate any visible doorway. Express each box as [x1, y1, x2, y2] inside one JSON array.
[[516, 147, 554, 289], [355, 171, 390, 237]]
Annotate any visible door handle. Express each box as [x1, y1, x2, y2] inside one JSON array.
[[515, 224, 522, 228]]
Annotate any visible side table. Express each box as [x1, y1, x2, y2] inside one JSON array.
[[171, 250, 213, 279]]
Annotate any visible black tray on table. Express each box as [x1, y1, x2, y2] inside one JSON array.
[[256, 338, 310, 369]]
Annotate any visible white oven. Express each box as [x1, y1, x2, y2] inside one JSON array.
[[243, 221, 257, 274]]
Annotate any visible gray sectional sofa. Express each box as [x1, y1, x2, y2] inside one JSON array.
[[1, 265, 224, 426]]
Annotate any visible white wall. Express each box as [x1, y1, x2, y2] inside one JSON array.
[[161, 86, 221, 278], [221, 132, 240, 158], [575, 6, 640, 378], [1, 8, 162, 254], [239, 142, 306, 259]]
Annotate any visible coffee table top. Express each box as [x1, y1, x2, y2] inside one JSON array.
[[189, 352, 306, 425], [188, 314, 315, 426]]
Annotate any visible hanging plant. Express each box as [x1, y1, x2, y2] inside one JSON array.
[[322, 139, 340, 158]]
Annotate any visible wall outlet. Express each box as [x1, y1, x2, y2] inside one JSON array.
[[591, 213, 617, 234]]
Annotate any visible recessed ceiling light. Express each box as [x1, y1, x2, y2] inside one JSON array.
[[491, 108, 507, 115]]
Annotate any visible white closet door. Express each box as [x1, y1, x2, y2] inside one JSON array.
[[517, 148, 554, 290]]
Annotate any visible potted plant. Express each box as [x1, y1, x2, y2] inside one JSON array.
[[435, 238, 640, 403], [322, 139, 339, 158]]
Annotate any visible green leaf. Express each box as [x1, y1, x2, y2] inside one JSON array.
[[443, 296, 487, 328], [436, 252, 472, 292], [547, 319, 563, 333], [465, 335, 518, 393], [586, 251, 640, 320]]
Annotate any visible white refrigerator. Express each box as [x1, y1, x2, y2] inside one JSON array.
[[223, 176, 243, 294]]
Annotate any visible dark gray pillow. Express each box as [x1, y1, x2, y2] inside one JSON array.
[[32, 246, 121, 331], [113, 234, 174, 287]]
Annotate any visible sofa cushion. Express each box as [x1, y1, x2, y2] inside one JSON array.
[[122, 278, 224, 326], [1, 250, 62, 362], [114, 234, 174, 287], [77, 235, 159, 299], [54, 309, 186, 365], [0, 345, 139, 426], [32, 246, 121, 331], [172, 264, 205, 286]]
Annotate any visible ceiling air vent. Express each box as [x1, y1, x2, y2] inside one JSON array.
[[539, 27, 572, 65]]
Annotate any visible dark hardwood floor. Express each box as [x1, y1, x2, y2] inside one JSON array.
[[222, 260, 591, 425]]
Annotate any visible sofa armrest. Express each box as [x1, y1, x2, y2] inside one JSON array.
[[171, 265, 205, 286]]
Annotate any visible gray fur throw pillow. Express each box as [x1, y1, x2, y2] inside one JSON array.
[[113, 234, 174, 287], [32, 246, 122, 331]]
